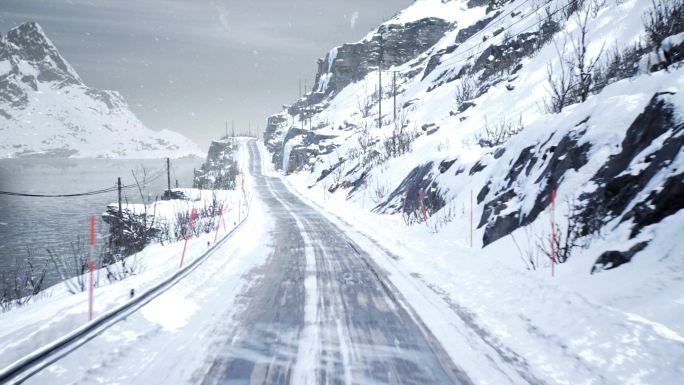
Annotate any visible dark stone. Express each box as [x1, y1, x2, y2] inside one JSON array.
[[458, 101, 476, 113], [469, 160, 487, 175], [455, 13, 499, 43], [578, 92, 684, 237], [375, 162, 446, 221], [423, 44, 459, 79], [439, 158, 458, 173], [477, 181, 491, 204], [623, 174, 684, 238], [472, 31, 540, 81], [480, 128, 591, 246], [591, 242, 649, 274]]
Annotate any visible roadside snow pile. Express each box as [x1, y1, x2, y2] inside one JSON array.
[[264, 0, 684, 382]]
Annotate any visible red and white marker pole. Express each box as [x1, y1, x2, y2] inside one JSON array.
[[214, 202, 224, 243], [88, 215, 95, 321], [179, 208, 197, 269], [551, 189, 556, 277]]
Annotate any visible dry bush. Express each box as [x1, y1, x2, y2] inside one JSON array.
[[643, 0, 684, 47], [475, 114, 524, 148], [0, 248, 48, 311]]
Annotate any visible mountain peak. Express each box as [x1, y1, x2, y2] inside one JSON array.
[[4, 21, 82, 84], [0, 22, 201, 159]]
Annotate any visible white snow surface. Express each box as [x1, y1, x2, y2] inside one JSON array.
[[262, 0, 684, 382]]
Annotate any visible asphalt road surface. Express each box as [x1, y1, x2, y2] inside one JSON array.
[[199, 141, 471, 385]]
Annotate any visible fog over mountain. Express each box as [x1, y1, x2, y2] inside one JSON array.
[[0, 0, 413, 149], [0, 22, 201, 158]]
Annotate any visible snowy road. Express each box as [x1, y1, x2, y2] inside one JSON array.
[[23, 140, 471, 385]]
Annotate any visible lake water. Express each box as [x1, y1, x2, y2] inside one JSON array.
[[0, 157, 203, 290]]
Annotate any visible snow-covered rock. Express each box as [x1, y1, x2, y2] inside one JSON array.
[[264, 0, 684, 270], [0, 22, 202, 158]]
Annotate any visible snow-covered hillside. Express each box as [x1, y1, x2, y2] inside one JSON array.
[[264, 0, 684, 380], [0, 22, 202, 158]]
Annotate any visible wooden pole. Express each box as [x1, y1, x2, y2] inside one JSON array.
[[393, 71, 397, 123], [117, 177, 123, 250], [378, 34, 383, 129], [166, 158, 171, 196]]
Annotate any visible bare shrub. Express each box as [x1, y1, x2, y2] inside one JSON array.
[[356, 84, 378, 118], [568, 10, 604, 103], [382, 110, 417, 160], [105, 253, 146, 283], [0, 248, 48, 311], [475, 114, 524, 148], [537, 6, 563, 48], [430, 199, 458, 233], [643, 0, 684, 47], [591, 42, 644, 92], [545, 9, 604, 112], [544, 38, 574, 113], [454, 75, 476, 105], [537, 198, 584, 264], [47, 240, 91, 294], [357, 124, 373, 163], [372, 183, 390, 206], [511, 225, 545, 271]]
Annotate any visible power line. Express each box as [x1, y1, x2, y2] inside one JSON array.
[[0, 164, 169, 198], [0, 187, 124, 198]]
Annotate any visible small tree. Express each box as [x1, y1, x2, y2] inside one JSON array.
[[568, 10, 604, 103], [454, 74, 476, 105], [544, 38, 574, 113]]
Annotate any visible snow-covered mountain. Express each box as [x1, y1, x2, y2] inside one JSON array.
[[265, 0, 683, 270], [0, 22, 202, 158], [263, 0, 684, 379]]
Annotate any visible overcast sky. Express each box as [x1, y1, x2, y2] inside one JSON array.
[[0, 0, 412, 149]]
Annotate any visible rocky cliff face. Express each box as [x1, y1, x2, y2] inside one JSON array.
[[193, 138, 239, 190], [312, 18, 453, 97], [264, 14, 455, 173], [0, 22, 201, 158]]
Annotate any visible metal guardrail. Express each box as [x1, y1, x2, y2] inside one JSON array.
[[0, 200, 252, 384]]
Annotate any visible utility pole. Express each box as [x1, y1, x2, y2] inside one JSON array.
[[117, 177, 123, 249], [393, 71, 397, 123], [231, 120, 235, 137], [166, 158, 171, 197], [378, 34, 384, 129], [225, 120, 228, 139]]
